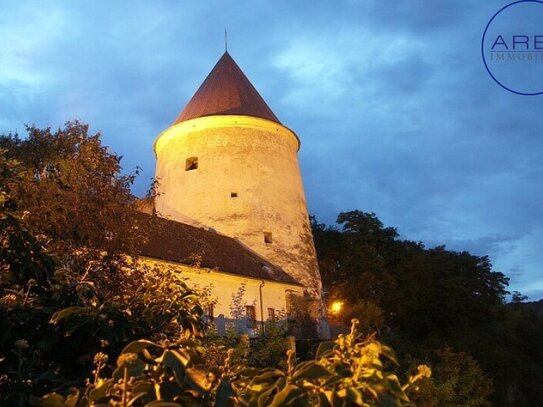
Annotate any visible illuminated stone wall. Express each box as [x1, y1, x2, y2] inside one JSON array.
[[154, 115, 322, 300]]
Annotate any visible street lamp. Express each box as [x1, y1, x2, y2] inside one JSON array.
[[330, 300, 344, 316]]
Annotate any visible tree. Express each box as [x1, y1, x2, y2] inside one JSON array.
[[0, 121, 153, 299], [312, 211, 521, 404], [409, 347, 493, 407], [0, 124, 206, 405]]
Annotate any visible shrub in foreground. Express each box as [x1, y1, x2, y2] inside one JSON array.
[[31, 320, 430, 406]]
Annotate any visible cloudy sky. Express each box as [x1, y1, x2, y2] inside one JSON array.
[[2, 1, 542, 299]]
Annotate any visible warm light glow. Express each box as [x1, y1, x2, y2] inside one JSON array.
[[330, 300, 344, 315], [154, 115, 300, 156]]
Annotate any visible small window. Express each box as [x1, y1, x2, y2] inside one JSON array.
[[245, 305, 256, 328], [264, 232, 273, 244], [267, 308, 275, 320], [231, 192, 238, 198], [185, 157, 198, 171]]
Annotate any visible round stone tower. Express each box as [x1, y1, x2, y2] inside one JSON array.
[[154, 52, 322, 299]]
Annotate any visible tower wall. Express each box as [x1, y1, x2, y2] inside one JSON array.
[[154, 115, 322, 297]]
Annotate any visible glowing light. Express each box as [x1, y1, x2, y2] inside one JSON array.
[[330, 300, 344, 315]]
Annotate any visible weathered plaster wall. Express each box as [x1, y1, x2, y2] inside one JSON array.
[[142, 257, 303, 326], [154, 115, 322, 298]]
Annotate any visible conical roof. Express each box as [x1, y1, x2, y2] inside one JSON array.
[[173, 52, 280, 125]]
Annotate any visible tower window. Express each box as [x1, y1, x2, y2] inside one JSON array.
[[264, 232, 273, 244], [231, 192, 238, 198], [185, 157, 198, 171]]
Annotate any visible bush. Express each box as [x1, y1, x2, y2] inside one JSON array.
[[31, 319, 430, 406]]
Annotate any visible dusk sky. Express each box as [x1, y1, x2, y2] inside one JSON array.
[[2, 1, 543, 300]]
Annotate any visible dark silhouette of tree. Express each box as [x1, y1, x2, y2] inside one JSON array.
[[313, 210, 543, 405]]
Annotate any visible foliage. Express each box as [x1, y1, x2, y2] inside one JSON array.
[[0, 122, 139, 254], [204, 299, 289, 370], [340, 300, 384, 337], [0, 122, 153, 300], [247, 318, 289, 369], [31, 320, 430, 407], [0, 257, 206, 405], [0, 149, 58, 405], [407, 347, 493, 407], [203, 327, 250, 370], [229, 282, 249, 324], [312, 210, 543, 405], [0, 127, 205, 405], [232, 319, 430, 407], [285, 292, 319, 339]]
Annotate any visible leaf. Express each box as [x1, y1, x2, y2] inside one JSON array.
[[122, 339, 161, 355], [65, 388, 80, 407], [269, 384, 306, 407], [257, 386, 277, 407], [382, 375, 410, 402], [162, 349, 188, 386], [315, 341, 335, 359], [29, 393, 67, 406], [322, 374, 343, 387], [128, 392, 149, 406], [251, 369, 285, 384], [346, 387, 364, 405], [377, 392, 403, 407], [292, 363, 333, 381], [50, 306, 88, 324], [216, 380, 236, 407], [88, 379, 112, 402], [185, 366, 211, 394], [317, 392, 332, 407], [112, 359, 146, 381], [237, 367, 262, 377]]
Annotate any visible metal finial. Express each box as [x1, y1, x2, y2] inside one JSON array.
[[224, 29, 228, 52]]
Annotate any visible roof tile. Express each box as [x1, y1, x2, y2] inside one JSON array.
[[138, 213, 300, 285], [174, 52, 280, 124]]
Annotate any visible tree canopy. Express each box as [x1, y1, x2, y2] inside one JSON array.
[[313, 210, 543, 405], [0, 121, 146, 258]]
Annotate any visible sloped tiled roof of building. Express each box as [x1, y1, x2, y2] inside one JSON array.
[[173, 51, 281, 125], [138, 213, 301, 286]]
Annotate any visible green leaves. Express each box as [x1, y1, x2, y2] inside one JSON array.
[[292, 362, 333, 381], [50, 306, 89, 324], [33, 318, 429, 407], [122, 339, 162, 355], [29, 388, 79, 407], [269, 384, 307, 406], [231, 320, 427, 407]]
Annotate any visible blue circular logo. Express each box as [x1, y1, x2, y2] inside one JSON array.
[[482, 1, 543, 95]]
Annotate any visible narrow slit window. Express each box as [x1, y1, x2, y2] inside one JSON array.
[[264, 232, 273, 244], [231, 192, 238, 198], [185, 157, 198, 171]]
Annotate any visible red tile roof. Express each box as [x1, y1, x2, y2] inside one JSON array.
[[138, 213, 300, 285], [173, 52, 281, 125]]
